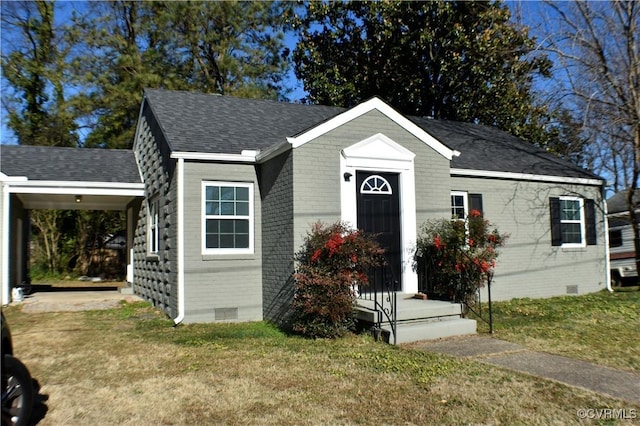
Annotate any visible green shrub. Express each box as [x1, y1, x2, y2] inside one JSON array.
[[414, 210, 508, 305], [291, 222, 384, 338]]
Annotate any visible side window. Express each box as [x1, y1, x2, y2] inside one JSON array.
[[550, 197, 597, 247], [451, 191, 467, 220], [202, 182, 254, 254], [609, 229, 623, 248], [451, 192, 483, 219], [148, 196, 160, 255]]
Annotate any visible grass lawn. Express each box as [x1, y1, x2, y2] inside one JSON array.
[[3, 290, 639, 425], [472, 288, 640, 372]]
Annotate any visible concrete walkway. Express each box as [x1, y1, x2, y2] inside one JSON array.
[[411, 335, 640, 405], [14, 289, 142, 313]]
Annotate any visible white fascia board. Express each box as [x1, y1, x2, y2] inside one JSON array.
[[6, 180, 144, 189], [286, 97, 457, 160], [450, 168, 604, 186], [170, 151, 257, 163], [256, 141, 290, 163], [0, 173, 28, 183], [9, 185, 144, 197]]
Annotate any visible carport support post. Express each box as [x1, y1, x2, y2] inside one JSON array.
[[1, 181, 11, 304]]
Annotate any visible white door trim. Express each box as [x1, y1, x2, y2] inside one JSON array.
[[340, 134, 418, 294]]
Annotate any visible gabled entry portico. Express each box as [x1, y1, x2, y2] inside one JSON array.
[[0, 145, 145, 305]]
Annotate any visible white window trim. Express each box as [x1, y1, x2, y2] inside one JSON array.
[[201, 181, 254, 255], [559, 196, 586, 248], [451, 191, 468, 221], [148, 196, 160, 255]]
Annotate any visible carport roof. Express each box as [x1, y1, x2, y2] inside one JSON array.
[[0, 145, 141, 184]]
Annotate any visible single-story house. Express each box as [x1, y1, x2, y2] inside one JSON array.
[[1, 89, 610, 340], [131, 89, 608, 325], [606, 190, 639, 284]]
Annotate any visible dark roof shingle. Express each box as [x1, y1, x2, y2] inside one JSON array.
[[0, 145, 141, 184], [144, 89, 344, 154], [144, 89, 601, 182]]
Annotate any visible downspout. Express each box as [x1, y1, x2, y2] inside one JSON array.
[[1, 182, 10, 305], [174, 157, 186, 325], [603, 186, 613, 292]]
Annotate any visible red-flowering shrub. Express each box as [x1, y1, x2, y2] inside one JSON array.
[[414, 211, 508, 305], [291, 222, 384, 338]]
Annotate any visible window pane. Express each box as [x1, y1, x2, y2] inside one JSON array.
[[562, 223, 582, 244], [236, 187, 249, 201], [206, 186, 219, 201], [206, 234, 219, 248], [235, 234, 249, 248], [219, 220, 234, 233], [206, 219, 219, 234], [236, 201, 249, 216], [221, 187, 235, 200], [206, 201, 220, 215], [235, 219, 249, 234], [609, 230, 623, 248], [221, 202, 234, 215], [560, 200, 581, 220], [220, 234, 234, 248]]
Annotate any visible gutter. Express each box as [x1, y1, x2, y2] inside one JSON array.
[[174, 157, 186, 325], [603, 187, 613, 292]]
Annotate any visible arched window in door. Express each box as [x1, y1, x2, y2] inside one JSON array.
[[360, 175, 392, 194]]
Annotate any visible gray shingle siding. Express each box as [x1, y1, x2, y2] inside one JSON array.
[[260, 151, 295, 324], [449, 176, 607, 300], [133, 108, 178, 317]]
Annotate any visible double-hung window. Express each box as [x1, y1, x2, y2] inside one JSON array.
[[451, 191, 467, 220], [202, 182, 253, 254], [148, 197, 160, 255], [550, 196, 597, 247], [451, 192, 483, 220]]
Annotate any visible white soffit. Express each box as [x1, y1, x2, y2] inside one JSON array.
[[287, 97, 458, 160]]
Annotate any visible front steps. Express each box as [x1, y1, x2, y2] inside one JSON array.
[[355, 296, 476, 344]]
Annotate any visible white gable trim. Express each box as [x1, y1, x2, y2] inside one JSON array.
[[450, 168, 604, 186], [342, 133, 415, 171], [287, 97, 458, 160], [171, 151, 258, 163]]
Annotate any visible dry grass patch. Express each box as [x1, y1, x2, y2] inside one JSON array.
[[474, 290, 640, 372], [3, 302, 636, 425]]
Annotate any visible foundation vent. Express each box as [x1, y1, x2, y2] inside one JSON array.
[[215, 308, 238, 320], [566, 285, 578, 295]]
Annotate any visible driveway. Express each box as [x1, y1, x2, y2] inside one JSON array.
[[15, 288, 142, 313]]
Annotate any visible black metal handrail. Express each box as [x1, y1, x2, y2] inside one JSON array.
[[355, 258, 398, 345]]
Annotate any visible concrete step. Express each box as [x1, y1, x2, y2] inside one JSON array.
[[383, 318, 477, 344], [355, 298, 462, 323], [119, 286, 134, 295]]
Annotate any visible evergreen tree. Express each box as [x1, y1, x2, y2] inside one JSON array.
[[293, 0, 554, 146]]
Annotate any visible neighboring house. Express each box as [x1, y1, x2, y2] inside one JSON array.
[[130, 89, 608, 325], [607, 190, 640, 285]]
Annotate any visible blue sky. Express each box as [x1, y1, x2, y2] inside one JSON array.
[[0, 1, 552, 146]]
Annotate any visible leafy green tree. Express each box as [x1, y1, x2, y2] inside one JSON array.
[[1, 0, 78, 147], [293, 0, 554, 145], [70, 0, 294, 149]]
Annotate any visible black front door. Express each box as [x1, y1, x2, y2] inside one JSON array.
[[356, 172, 402, 291]]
